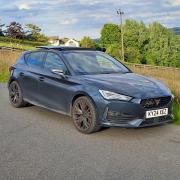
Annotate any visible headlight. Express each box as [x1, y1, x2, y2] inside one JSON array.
[[99, 90, 132, 101]]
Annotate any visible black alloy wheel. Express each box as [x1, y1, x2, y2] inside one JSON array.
[[72, 96, 101, 134], [9, 81, 26, 108]]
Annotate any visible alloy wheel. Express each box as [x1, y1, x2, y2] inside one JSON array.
[[9, 82, 20, 105], [72, 97, 94, 131]]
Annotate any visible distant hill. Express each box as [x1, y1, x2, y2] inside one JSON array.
[[93, 39, 100, 43], [170, 27, 180, 35]]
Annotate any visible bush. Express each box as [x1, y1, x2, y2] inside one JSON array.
[[125, 47, 143, 63], [106, 44, 122, 60], [80, 36, 97, 49], [173, 101, 180, 125]]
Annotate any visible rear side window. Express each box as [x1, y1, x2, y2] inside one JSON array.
[[26, 51, 45, 68]]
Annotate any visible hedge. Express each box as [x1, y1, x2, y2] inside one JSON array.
[[0, 36, 48, 46]]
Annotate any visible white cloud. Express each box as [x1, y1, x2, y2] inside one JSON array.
[[1, 0, 179, 39], [133, 10, 180, 19], [18, 3, 30, 10], [88, 14, 110, 21], [166, 0, 180, 6], [61, 18, 78, 25]]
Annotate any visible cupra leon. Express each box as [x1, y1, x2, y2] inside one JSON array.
[[8, 46, 173, 134]]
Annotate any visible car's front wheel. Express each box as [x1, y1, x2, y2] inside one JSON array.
[[9, 81, 27, 108], [72, 96, 101, 134]]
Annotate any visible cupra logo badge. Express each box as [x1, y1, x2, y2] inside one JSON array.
[[154, 99, 161, 106]]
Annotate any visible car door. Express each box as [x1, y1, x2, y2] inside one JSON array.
[[38, 52, 72, 113], [18, 51, 46, 102]]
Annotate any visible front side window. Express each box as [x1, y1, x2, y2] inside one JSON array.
[[62, 51, 130, 75], [26, 51, 45, 68], [44, 52, 67, 73]]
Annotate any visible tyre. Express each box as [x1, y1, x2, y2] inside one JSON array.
[[72, 96, 101, 134], [9, 81, 27, 108]]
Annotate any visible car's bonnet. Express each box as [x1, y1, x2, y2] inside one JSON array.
[[81, 73, 171, 99]]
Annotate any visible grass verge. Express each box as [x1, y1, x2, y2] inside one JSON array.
[[0, 71, 9, 83], [173, 101, 180, 125], [0, 62, 9, 82], [0, 42, 35, 50]]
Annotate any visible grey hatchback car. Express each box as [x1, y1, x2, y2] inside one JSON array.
[[8, 46, 173, 134]]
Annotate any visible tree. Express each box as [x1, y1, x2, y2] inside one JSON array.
[[125, 47, 143, 64], [122, 19, 149, 64], [5, 21, 25, 39], [106, 43, 122, 60], [0, 21, 5, 36], [31, 33, 48, 42], [25, 23, 48, 42], [100, 24, 121, 48], [171, 37, 180, 67], [25, 23, 41, 37], [5, 22, 25, 39], [100, 19, 180, 67], [146, 22, 177, 66], [124, 19, 149, 52], [80, 36, 97, 48]]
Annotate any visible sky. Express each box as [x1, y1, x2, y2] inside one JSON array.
[[0, 0, 180, 40]]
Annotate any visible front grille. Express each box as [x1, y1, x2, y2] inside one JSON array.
[[140, 115, 172, 127], [141, 96, 171, 109]]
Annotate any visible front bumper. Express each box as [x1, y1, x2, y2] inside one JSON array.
[[102, 115, 173, 128], [100, 98, 173, 128]]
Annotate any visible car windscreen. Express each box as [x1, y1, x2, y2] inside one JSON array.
[[62, 51, 130, 75]]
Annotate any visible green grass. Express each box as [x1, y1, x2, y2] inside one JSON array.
[[0, 71, 9, 82], [173, 101, 180, 125], [0, 61, 9, 82], [0, 42, 35, 50]]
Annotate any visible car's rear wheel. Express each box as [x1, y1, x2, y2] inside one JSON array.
[[9, 81, 27, 108], [72, 96, 101, 134]]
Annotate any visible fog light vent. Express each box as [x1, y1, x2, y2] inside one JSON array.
[[106, 110, 136, 124]]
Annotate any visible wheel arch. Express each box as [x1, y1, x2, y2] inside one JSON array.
[[8, 77, 25, 98], [70, 91, 97, 115], [8, 77, 18, 88]]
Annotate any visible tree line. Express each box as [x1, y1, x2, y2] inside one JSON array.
[[0, 21, 48, 42], [80, 19, 180, 68], [0, 19, 179, 67]]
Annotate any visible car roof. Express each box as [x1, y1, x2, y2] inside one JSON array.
[[36, 46, 97, 51]]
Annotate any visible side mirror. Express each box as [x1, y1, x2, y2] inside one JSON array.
[[51, 68, 64, 76]]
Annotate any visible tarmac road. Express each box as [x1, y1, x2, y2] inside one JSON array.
[[0, 83, 180, 180]]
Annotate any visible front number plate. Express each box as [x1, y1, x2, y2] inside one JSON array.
[[146, 108, 168, 119]]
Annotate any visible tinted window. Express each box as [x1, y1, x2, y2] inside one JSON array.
[[44, 52, 67, 72], [26, 51, 45, 68], [62, 51, 130, 75]]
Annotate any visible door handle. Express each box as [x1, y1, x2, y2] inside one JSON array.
[[39, 76, 45, 82]]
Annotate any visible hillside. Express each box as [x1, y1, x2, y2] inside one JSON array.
[[170, 27, 180, 35]]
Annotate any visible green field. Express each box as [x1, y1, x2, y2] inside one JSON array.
[[0, 42, 35, 51]]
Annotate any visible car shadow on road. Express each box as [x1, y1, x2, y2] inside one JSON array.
[[98, 124, 174, 140], [21, 104, 175, 141]]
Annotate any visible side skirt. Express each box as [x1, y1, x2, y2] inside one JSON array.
[[24, 98, 71, 117]]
